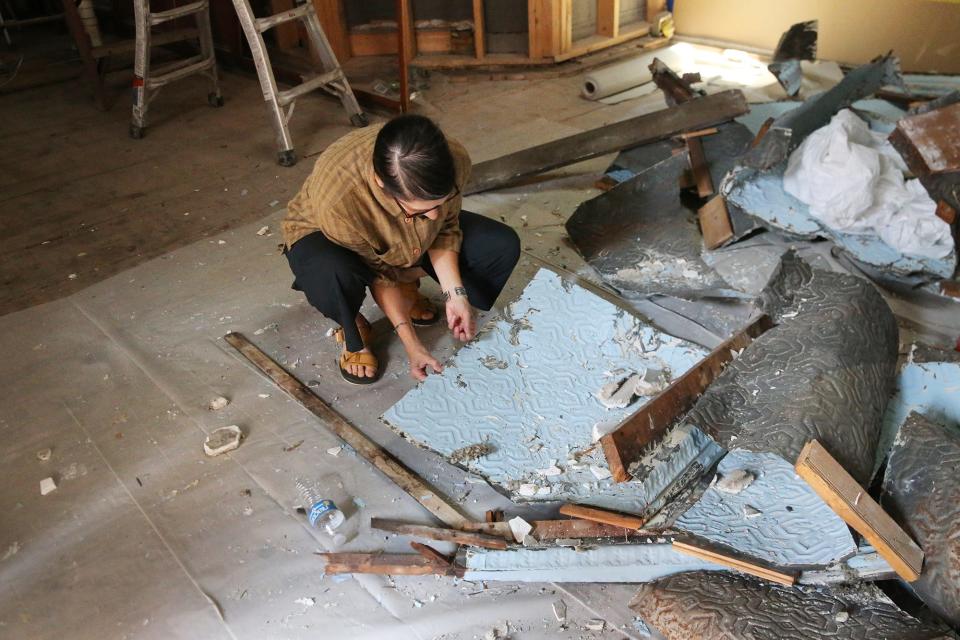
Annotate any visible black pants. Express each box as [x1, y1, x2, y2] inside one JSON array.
[[286, 210, 521, 351]]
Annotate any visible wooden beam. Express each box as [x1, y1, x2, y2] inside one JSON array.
[[396, 0, 415, 112], [533, 519, 672, 541], [559, 0, 572, 54], [795, 440, 923, 583], [528, 0, 560, 60], [472, 0, 486, 59], [672, 541, 796, 586], [645, 0, 666, 21], [320, 552, 445, 575], [409, 542, 463, 576], [224, 333, 469, 528], [559, 504, 647, 530], [699, 195, 734, 249], [601, 315, 773, 483], [370, 518, 509, 550], [552, 20, 648, 62], [597, 0, 620, 38], [465, 89, 749, 195], [686, 136, 714, 197]]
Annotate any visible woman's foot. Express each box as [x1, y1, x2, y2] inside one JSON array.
[[334, 315, 380, 384]]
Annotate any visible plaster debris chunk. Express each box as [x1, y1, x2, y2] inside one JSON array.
[[552, 599, 567, 623], [203, 425, 244, 456], [584, 619, 605, 631], [715, 468, 755, 494], [40, 477, 57, 495], [207, 396, 229, 411], [508, 516, 532, 543], [36, 448, 52, 462]]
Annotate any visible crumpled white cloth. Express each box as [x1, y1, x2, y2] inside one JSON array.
[[783, 109, 954, 259]]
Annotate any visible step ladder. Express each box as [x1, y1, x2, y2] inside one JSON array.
[[230, 0, 367, 166], [130, 0, 223, 139]]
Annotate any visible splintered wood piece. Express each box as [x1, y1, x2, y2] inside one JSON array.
[[795, 440, 923, 582], [699, 195, 734, 249], [686, 137, 714, 198], [649, 57, 703, 105], [320, 553, 445, 575], [888, 102, 960, 176], [371, 518, 509, 550], [559, 504, 646, 529], [672, 541, 796, 586], [532, 519, 673, 541], [601, 315, 773, 483], [675, 127, 718, 140], [751, 117, 776, 147], [460, 520, 514, 540], [224, 333, 469, 529]]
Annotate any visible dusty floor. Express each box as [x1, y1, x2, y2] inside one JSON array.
[[0, 43, 676, 640]]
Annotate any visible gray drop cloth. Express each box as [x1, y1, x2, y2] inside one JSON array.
[[0, 212, 645, 639]]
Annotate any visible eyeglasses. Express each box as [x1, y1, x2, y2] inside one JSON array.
[[394, 186, 460, 220]]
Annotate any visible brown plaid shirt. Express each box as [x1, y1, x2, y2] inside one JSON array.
[[282, 124, 471, 286]]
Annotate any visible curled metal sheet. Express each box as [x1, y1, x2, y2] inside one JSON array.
[[630, 571, 950, 640], [566, 153, 747, 300], [883, 412, 960, 628], [684, 251, 898, 484]]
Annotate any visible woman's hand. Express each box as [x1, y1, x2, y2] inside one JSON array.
[[407, 344, 443, 381], [446, 294, 476, 342]]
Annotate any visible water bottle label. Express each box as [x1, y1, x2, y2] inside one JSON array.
[[308, 499, 337, 527]]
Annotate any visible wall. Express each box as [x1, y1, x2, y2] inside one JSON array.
[[673, 0, 960, 73]]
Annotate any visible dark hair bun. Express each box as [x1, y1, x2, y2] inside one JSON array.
[[373, 114, 456, 201]]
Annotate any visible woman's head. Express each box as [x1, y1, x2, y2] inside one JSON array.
[[373, 114, 457, 209]]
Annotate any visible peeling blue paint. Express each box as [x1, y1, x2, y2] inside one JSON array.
[[383, 269, 715, 513], [878, 360, 960, 474]]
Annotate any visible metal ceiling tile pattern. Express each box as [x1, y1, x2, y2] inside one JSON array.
[[686, 252, 898, 485], [630, 571, 949, 640], [883, 412, 960, 627], [383, 269, 713, 511], [675, 450, 856, 567]]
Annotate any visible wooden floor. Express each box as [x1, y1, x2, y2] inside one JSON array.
[[0, 32, 652, 317]]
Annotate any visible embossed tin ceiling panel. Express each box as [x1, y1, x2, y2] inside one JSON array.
[[883, 412, 960, 627], [675, 450, 856, 567], [630, 571, 949, 640], [383, 269, 718, 512], [684, 252, 898, 485]]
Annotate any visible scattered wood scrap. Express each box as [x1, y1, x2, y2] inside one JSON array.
[[464, 89, 749, 194], [672, 540, 796, 586], [409, 542, 464, 576], [224, 332, 469, 529], [320, 553, 448, 576], [795, 440, 923, 583], [699, 195, 734, 249], [601, 315, 774, 483], [370, 518, 509, 550], [889, 102, 960, 176], [686, 135, 714, 197], [532, 519, 672, 542], [559, 504, 647, 530]]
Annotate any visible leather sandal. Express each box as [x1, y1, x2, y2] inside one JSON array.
[[333, 319, 380, 385], [399, 281, 440, 326]]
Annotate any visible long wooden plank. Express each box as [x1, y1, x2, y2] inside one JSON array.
[[371, 518, 508, 550], [602, 315, 773, 482], [532, 519, 673, 541], [699, 195, 733, 249], [559, 504, 646, 530], [464, 89, 748, 195], [672, 541, 796, 586], [472, 0, 485, 59], [320, 553, 443, 575], [224, 333, 469, 529], [795, 440, 923, 582]]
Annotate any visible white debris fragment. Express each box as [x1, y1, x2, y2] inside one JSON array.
[[325, 327, 336, 338], [834, 611, 849, 623], [208, 396, 229, 411], [555, 538, 582, 547], [269, 200, 280, 207], [589, 465, 612, 481], [715, 468, 755, 494], [522, 534, 538, 547], [634, 367, 669, 396], [743, 504, 762, 518], [40, 477, 57, 495], [508, 516, 532, 543], [217, 240, 226, 245], [36, 448, 52, 462], [518, 483, 539, 497], [536, 463, 563, 477], [68, 273, 77, 280], [203, 425, 244, 456], [552, 599, 567, 623], [327, 446, 343, 457], [256, 225, 270, 236], [584, 619, 605, 631], [2, 541, 20, 561], [258, 393, 270, 399], [596, 374, 640, 409], [294, 597, 315, 607]]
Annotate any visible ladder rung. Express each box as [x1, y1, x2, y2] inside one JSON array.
[[147, 55, 214, 88], [255, 4, 312, 33], [277, 70, 342, 106], [149, 1, 207, 26]]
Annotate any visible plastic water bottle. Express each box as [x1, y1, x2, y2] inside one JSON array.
[[296, 478, 347, 546]]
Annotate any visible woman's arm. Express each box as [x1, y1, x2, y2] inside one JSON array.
[[428, 247, 475, 342]]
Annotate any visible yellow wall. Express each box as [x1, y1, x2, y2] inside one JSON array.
[[673, 0, 960, 73]]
